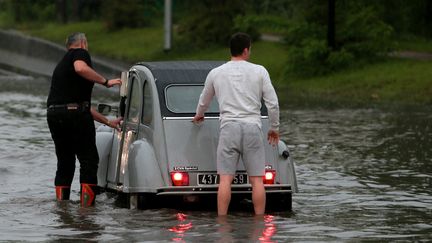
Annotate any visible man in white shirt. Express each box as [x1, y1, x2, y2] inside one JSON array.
[[193, 32, 280, 215]]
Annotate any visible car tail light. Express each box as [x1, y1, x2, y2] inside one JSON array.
[[171, 172, 189, 186], [263, 170, 276, 184]]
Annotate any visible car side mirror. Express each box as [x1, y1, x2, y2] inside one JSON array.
[[278, 140, 289, 160]]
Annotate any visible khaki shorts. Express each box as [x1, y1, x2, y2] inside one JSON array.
[[217, 122, 265, 176]]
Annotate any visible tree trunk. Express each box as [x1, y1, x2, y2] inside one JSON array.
[[71, 0, 80, 21], [327, 0, 336, 49], [56, 0, 68, 23]]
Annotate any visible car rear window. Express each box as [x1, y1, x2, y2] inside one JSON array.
[[165, 84, 219, 113]]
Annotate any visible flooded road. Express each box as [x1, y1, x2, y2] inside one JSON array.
[[0, 74, 431, 241]]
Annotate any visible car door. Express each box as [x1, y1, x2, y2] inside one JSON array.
[[112, 74, 142, 187]]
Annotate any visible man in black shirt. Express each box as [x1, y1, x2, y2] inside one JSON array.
[[47, 32, 122, 207]]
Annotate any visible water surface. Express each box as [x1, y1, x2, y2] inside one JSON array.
[[0, 73, 431, 241]]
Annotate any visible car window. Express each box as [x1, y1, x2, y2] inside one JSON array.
[[165, 85, 219, 113], [141, 81, 153, 126], [127, 77, 140, 123]]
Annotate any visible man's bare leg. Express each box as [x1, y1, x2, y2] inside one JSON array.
[[218, 174, 234, 215], [249, 176, 266, 215]]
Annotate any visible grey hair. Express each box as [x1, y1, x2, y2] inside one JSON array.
[[65, 32, 86, 48]]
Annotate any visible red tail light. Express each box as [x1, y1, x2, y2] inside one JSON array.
[[263, 170, 276, 184], [171, 172, 189, 186]]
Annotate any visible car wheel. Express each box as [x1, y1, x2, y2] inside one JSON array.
[[136, 193, 157, 210], [266, 193, 292, 212]]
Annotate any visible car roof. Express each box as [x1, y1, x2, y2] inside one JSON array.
[[136, 61, 225, 86], [135, 61, 225, 117]]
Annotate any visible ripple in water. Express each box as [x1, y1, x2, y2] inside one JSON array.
[[0, 78, 431, 241]]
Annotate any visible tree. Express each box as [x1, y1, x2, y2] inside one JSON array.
[[101, 0, 160, 31], [285, 0, 393, 76], [56, 0, 67, 23], [327, 0, 335, 49], [177, 0, 256, 47]]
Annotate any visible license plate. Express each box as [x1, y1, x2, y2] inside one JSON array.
[[197, 173, 248, 185]]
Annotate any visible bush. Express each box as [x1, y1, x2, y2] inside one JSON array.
[[5, 0, 55, 23], [286, 39, 329, 76], [285, 1, 393, 77], [233, 15, 261, 41], [338, 6, 393, 58], [177, 0, 258, 48], [101, 0, 160, 31]]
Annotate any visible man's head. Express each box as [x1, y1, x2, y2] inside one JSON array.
[[65, 32, 88, 50], [230, 32, 251, 60]]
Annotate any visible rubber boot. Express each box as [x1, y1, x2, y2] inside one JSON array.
[[55, 186, 70, 201], [80, 183, 97, 207]]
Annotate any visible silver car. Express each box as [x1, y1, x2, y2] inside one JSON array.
[[96, 61, 298, 211]]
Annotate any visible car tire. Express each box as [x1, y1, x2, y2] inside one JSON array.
[[266, 193, 292, 212], [136, 193, 157, 210]]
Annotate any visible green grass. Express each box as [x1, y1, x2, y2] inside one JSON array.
[[24, 21, 164, 62], [15, 21, 432, 106], [284, 58, 432, 106]]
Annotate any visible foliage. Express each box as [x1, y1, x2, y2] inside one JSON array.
[[285, 1, 394, 77], [371, 0, 432, 38], [234, 15, 290, 36], [233, 16, 261, 41], [395, 35, 432, 53], [74, 0, 103, 21], [338, 4, 393, 58], [101, 0, 161, 31], [2, 0, 55, 23], [255, 0, 295, 17], [176, 0, 258, 48], [0, 0, 13, 28]]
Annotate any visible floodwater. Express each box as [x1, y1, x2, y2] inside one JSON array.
[[0, 72, 431, 242]]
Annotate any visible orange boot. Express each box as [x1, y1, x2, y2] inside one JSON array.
[[55, 186, 70, 201], [80, 183, 97, 207]]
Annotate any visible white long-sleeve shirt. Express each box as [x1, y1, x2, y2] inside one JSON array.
[[196, 60, 280, 131]]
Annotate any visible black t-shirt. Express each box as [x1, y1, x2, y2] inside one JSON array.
[[47, 48, 94, 107]]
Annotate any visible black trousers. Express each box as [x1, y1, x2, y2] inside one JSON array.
[[47, 109, 99, 186]]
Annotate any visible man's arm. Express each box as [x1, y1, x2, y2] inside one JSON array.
[[74, 60, 121, 87], [261, 67, 280, 145], [192, 72, 215, 123], [90, 107, 122, 131]]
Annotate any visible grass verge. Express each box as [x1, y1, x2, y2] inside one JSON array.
[[283, 58, 432, 107]]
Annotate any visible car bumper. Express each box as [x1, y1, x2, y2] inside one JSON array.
[[156, 184, 292, 196]]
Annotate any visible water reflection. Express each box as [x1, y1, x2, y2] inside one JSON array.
[[51, 201, 103, 241], [215, 214, 277, 242], [168, 213, 193, 242]]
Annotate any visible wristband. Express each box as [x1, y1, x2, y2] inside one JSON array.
[[103, 78, 109, 87]]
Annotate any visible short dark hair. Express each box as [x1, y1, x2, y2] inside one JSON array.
[[230, 32, 251, 57]]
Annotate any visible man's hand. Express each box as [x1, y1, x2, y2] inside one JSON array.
[[192, 114, 204, 124], [267, 130, 279, 146], [106, 78, 122, 88], [108, 117, 123, 132]]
